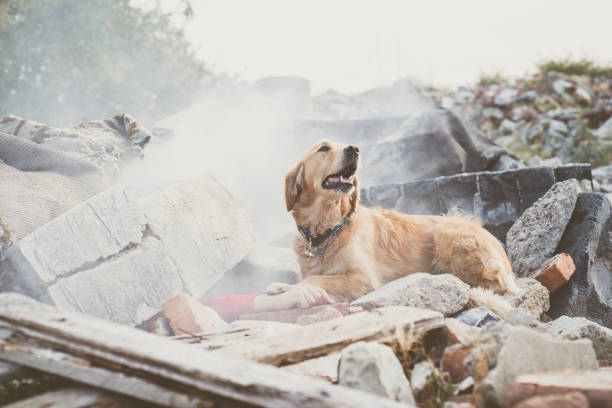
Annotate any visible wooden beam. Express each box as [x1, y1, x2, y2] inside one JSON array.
[[3, 386, 136, 408], [0, 293, 412, 408], [219, 306, 445, 366]]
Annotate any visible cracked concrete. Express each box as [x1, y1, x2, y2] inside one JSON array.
[[1, 174, 254, 326]]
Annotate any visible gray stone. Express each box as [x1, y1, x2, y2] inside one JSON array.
[[338, 341, 416, 404], [468, 322, 598, 407], [547, 315, 612, 361], [552, 79, 574, 95], [494, 89, 518, 106], [550, 193, 612, 328], [361, 165, 590, 243], [504, 309, 547, 332], [504, 278, 549, 318], [506, 179, 583, 277], [139, 174, 254, 298], [350, 273, 470, 316], [457, 307, 502, 327], [410, 361, 437, 393], [548, 119, 569, 136], [202, 245, 300, 298], [594, 116, 612, 139], [593, 165, 612, 193], [491, 154, 525, 171]]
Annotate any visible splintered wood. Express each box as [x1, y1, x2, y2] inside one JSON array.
[[0, 293, 413, 408], [219, 306, 445, 366]]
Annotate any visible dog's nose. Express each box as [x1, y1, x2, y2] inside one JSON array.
[[344, 145, 359, 157]]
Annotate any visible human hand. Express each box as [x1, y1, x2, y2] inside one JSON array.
[[254, 283, 335, 312]]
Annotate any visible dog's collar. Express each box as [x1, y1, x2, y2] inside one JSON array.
[[297, 210, 354, 259]]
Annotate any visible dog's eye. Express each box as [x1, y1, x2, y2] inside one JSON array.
[[317, 145, 330, 152]]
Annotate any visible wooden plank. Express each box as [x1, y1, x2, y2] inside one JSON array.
[[174, 320, 299, 351], [282, 353, 341, 383], [0, 293, 412, 408], [238, 303, 349, 323], [3, 386, 134, 408], [219, 306, 445, 366]]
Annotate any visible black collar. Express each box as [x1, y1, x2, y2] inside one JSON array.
[[297, 210, 354, 257]]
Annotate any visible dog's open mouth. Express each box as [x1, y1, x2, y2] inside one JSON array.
[[322, 162, 357, 191]]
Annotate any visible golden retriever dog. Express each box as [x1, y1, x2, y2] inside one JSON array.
[[281, 140, 520, 315]]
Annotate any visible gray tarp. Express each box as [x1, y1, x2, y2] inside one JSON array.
[[0, 113, 152, 257]]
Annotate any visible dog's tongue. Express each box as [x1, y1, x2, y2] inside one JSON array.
[[327, 176, 341, 184]]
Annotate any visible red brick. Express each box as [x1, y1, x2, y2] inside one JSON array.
[[534, 253, 576, 292], [444, 318, 479, 345], [163, 292, 215, 335], [238, 303, 349, 323], [512, 392, 588, 408], [507, 369, 612, 408], [442, 345, 473, 383]]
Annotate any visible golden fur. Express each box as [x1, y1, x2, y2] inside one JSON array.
[[283, 140, 520, 315]]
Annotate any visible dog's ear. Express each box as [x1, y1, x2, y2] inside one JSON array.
[[285, 162, 304, 212], [349, 175, 360, 210]]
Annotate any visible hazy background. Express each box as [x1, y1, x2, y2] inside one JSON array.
[[2, 0, 611, 240], [179, 0, 612, 92]]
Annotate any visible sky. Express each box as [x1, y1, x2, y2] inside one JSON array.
[[170, 0, 612, 94]]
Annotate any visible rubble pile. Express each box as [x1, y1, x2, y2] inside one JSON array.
[[0, 73, 611, 406], [433, 71, 611, 198]]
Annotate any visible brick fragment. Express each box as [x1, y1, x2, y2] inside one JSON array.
[[534, 253, 576, 292], [163, 292, 215, 335], [512, 392, 588, 408], [507, 369, 612, 408], [442, 344, 473, 383]]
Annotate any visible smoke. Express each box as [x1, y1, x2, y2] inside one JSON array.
[[120, 76, 435, 244], [120, 78, 314, 242]]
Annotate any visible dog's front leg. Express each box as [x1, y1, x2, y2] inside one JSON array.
[[300, 271, 377, 303]]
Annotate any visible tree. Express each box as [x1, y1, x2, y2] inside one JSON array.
[[0, 0, 208, 126]]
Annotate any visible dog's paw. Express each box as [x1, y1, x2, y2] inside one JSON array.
[[265, 282, 292, 296]]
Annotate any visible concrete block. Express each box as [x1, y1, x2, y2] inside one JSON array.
[[551, 193, 612, 327], [139, 174, 255, 298], [3, 186, 145, 296]]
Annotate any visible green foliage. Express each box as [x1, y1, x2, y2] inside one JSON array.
[[0, 0, 208, 126], [477, 71, 506, 86], [538, 57, 612, 77]]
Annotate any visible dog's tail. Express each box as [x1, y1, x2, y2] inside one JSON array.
[[467, 287, 514, 318]]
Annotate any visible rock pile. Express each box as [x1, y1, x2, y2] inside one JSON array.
[[433, 71, 611, 170]]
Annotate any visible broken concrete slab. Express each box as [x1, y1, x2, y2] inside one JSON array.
[[506, 179, 583, 278], [466, 323, 598, 407], [338, 341, 416, 404], [550, 193, 612, 328], [44, 237, 184, 326], [2, 186, 146, 296], [1, 175, 255, 326], [547, 316, 612, 361], [139, 174, 254, 298], [350, 273, 470, 316], [360, 165, 591, 242]]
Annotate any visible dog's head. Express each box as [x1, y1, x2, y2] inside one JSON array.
[[284, 140, 359, 211]]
